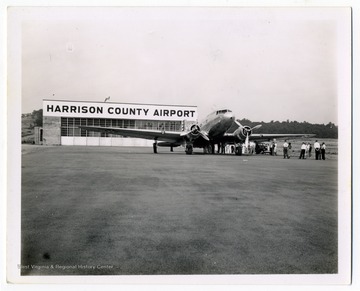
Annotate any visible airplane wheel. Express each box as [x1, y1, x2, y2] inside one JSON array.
[[235, 146, 242, 156], [203, 146, 211, 154], [207, 145, 213, 154], [153, 143, 158, 154], [186, 144, 193, 155]]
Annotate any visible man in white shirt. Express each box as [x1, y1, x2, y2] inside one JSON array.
[[321, 142, 326, 160], [283, 140, 290, 159], [314, 140, 321, 160], [299, 142, 306, 159]]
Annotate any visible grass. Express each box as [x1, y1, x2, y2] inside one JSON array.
[[21, 145, 338, 275]]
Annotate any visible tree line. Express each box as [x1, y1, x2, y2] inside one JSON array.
[[237, 118, 338, 139], [22, 109, 43, 128]]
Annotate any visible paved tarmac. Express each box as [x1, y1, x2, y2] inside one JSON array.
[[21, 145, 338, 275]]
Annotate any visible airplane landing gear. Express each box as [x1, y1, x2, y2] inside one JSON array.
[[235, 144, 242, 155], [153, 142, 158, 154], [185, 143, 193, 155], [203, 144, 213, 154]]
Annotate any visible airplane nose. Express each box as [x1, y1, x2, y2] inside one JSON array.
[[224, 112, 235, 120]]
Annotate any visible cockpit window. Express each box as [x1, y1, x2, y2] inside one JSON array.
[[216, 109, 232, 115]]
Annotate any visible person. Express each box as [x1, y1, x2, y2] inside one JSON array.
[[225, 144, 230, 154], [283, 140, 290, 159], [249, 142, 256, 154], [273, 142, 277, 156], [235, 143, 242, 155], [255, 142, 260, 154], [299, 142, 306, 159], [321, 142, 326, 160], [308, 143, 312, 158], [221, 143, 225, 154], [305, 143, 310, 158], [314, 140, 321, 160], [288, 142, 292, 158]]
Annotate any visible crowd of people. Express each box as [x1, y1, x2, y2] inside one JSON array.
[[282, 140, 327, 160], [213, 140, 328, 159]]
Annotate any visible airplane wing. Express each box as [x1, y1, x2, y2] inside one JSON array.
[[221, 120, 315, 144], [249, 133, 316, 141], [78, 125, 184, 143], [221, 132, 315, 143]]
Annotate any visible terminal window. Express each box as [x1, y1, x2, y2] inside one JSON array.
[[60, 118, 182, 137]]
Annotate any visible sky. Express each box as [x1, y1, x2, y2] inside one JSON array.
[[17, 6, 351, 124]]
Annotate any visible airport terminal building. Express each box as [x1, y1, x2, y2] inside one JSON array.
[[43, 99, 198, 146]]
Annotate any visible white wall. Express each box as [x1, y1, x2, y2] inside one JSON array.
[[61, 137, 153, 147]]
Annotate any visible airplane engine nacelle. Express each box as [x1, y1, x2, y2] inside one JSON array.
[[234, 125, 252, 139], [190, 124, 201, 138], [241, 126, 252, 137]]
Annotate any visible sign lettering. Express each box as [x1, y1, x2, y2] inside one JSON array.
[[43, 100, 198, 121]]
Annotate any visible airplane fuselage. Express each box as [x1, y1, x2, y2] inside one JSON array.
[[199, 109, 235, 140]]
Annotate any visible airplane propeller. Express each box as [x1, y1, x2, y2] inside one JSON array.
[[234, 121, 262, 151], [180, 124, 210, 141]]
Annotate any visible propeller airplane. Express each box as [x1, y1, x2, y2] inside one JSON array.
[[79, 109, 315, 155]]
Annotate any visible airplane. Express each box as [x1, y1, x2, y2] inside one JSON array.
[[78, 109, 315, 155]]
